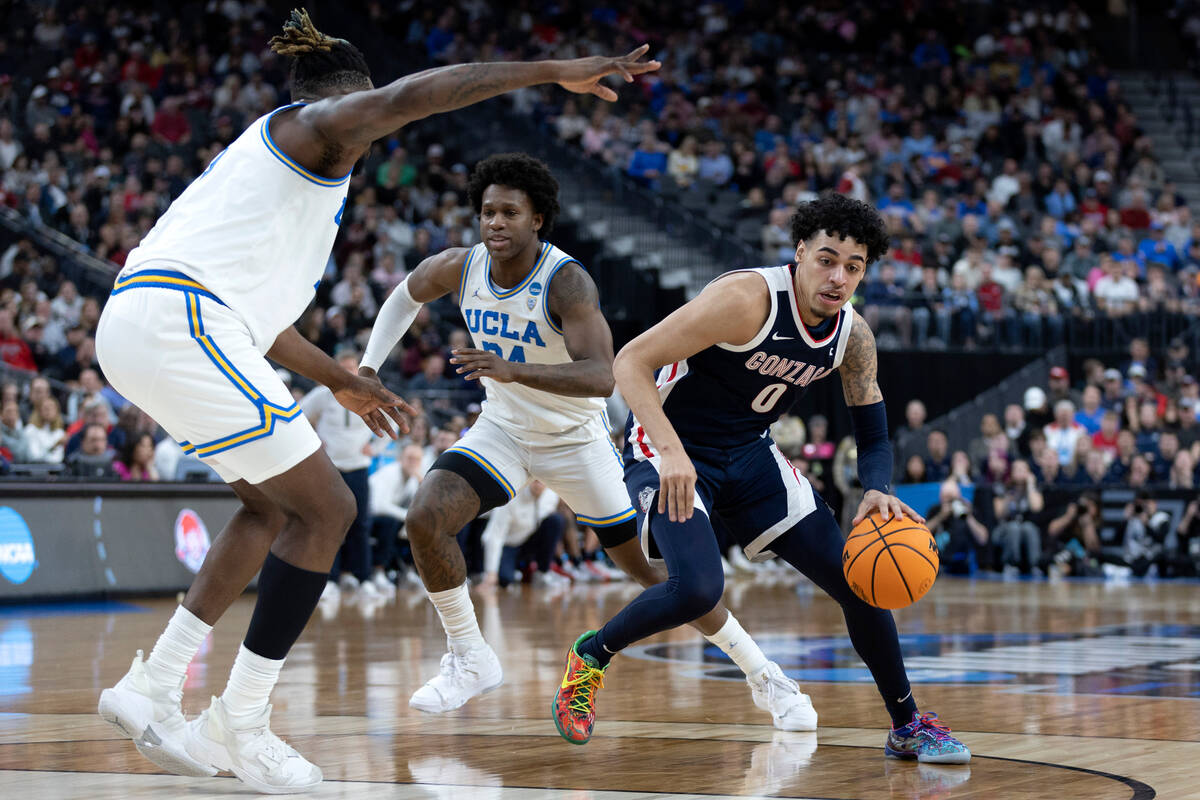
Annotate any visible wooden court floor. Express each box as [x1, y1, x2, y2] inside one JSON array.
[[2, 574, 1199, 799]]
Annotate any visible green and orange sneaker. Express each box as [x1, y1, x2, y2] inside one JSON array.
[[552, 631, 608, 745]]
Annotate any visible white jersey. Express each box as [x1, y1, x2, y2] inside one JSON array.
[[123, 103, 350, 352], [458, 241, 606, 442]]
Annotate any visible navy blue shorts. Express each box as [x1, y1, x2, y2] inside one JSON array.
[[625, 436, 818, 562]]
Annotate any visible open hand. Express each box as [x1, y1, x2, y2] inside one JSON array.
[[451, 348, 517, 383], [852, 489, 924, 526], [335, 368, 416, 439], [557, 44, 662, 101]]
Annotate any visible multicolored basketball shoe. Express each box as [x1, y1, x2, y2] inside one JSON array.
[[885, 711, 971, 764], [552, 631, 608, 745]]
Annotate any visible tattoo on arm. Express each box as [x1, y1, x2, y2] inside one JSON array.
[[840, 318, 884, 406]]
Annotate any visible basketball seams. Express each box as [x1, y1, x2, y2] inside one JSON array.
[[882, 541, 915, 604], [886, 542, 938, 571]]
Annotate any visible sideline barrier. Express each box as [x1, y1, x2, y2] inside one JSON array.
[[0, 483, 239, 601]]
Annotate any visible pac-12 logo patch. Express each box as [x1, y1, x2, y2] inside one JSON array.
[[527, 296, 537, 310], [0, 508, 36, 585], [638, 486, 656, 513], [174, 509, 212, 574]]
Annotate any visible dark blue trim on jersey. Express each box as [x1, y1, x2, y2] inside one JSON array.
[[261, 104, 353, 187]]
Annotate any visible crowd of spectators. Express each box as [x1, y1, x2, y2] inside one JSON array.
[[1, 1, 1199, 588], [0, 0, 498, 478], [479, 2, 1200, 349], [891, 336, 1200, 579]]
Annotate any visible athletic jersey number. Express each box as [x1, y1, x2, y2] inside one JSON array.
[[751, 382, 788, 413]]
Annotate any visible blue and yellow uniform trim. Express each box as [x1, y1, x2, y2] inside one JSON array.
[[112, 269, 226, 306], [260, 104, 352, 187], [576, 508, 637, 527], [111, 268, 302, 459], [458, 247, 476, 301], [540, 255, 582, 336], [444, 445, 516, 498], [485, 241, 551, 300]]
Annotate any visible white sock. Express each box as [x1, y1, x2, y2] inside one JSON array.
[[144, 606, 212, 688], [704, 612, 769, 677], [428, 582, 486, 654], [220, 644, 284, 729]]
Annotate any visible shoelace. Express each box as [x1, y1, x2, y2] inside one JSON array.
[[244, 723, 291, 769], [912, 712, 955, 742], [563, 662, 606, 715]]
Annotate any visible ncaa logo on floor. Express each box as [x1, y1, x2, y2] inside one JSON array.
[[0, 507, 36, 584], [627, 624, 1200, 699]]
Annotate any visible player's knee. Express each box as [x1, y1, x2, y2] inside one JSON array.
[[667, 573, 724, 618], [403, 501, 441, 548]]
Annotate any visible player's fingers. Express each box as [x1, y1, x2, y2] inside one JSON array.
[[852, 505, 867, 526], [591, 84, 618, 102], [623, 59, 662, 75], [901, 501, 925, 523], [657, 484, 667, 517], [681, 480, 694, 520], [382, 406, 408, 436], [361, 410, 385, 438], [877, 499, 891, 522], [623, 44, 650, 60]]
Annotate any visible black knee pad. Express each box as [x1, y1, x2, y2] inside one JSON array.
[[593, 517, 638, 549]]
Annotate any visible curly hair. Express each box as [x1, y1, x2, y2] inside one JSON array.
[[789, 192, 890, 266], [467, 153, 560, 237], [269, 9, 371, 99]]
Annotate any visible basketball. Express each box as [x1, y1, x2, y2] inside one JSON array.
[[843, 513, 939, 610]]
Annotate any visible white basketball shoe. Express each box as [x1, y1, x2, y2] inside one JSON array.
[[748, 661, 818, 731], [409, 643, 503, 713], [98, 650, 219, 777], [184, 696, 322, 794]]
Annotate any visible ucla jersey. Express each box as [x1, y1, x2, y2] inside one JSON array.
[[459, 241, 607, 442], [626, 265, 854, 459], [122, 104, 350, 353]]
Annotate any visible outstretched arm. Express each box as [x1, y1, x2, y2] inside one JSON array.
[[282, 47, 660, 176], [359, 247, 468, 374], [840, 319, 923, 524], [449, 263, 614, 397]]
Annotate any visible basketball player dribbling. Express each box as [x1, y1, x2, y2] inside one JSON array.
[[361, 153, 816, 730], [94, 9, 661, 793], [552, 194, 971, 764]]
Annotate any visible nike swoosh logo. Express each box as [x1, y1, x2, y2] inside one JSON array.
[[771, 333, 793, 341]]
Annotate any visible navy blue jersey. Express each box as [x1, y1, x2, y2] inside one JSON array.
[[625, 264, 854, 460]]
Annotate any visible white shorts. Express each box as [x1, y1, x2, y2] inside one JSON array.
[[445, 413, 635, 528], [96, 271, 320, 484]]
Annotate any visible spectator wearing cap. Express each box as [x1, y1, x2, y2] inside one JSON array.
[[1101, 367, 1127, 412], [1047, 366, 1078, 406], [1176, 393, 1200, 448], [1122, 338, 1158, 382], [1062, 235, 1098, 280], [1045, 399, 1086, 466], [1024, 385, 1052, 431], [1137, 221, 1181, 272]]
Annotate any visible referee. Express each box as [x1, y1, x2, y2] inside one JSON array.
[[300, 346, 385, 602]]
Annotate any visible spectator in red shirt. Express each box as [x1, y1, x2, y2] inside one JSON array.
[[1091, 410, 1121, 458], [0, 307, 36, 371], [150, 97, 191, 146], [975, 261, 1016, 346], [1119, 188, 1152, 231]]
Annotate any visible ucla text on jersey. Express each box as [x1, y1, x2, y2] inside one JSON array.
[[458, 240, 607, 438]]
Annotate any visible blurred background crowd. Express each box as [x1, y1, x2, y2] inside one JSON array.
[[0, 0, 1198, 592]]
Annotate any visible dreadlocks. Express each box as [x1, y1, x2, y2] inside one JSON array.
[[269, 9, 371, 100]]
